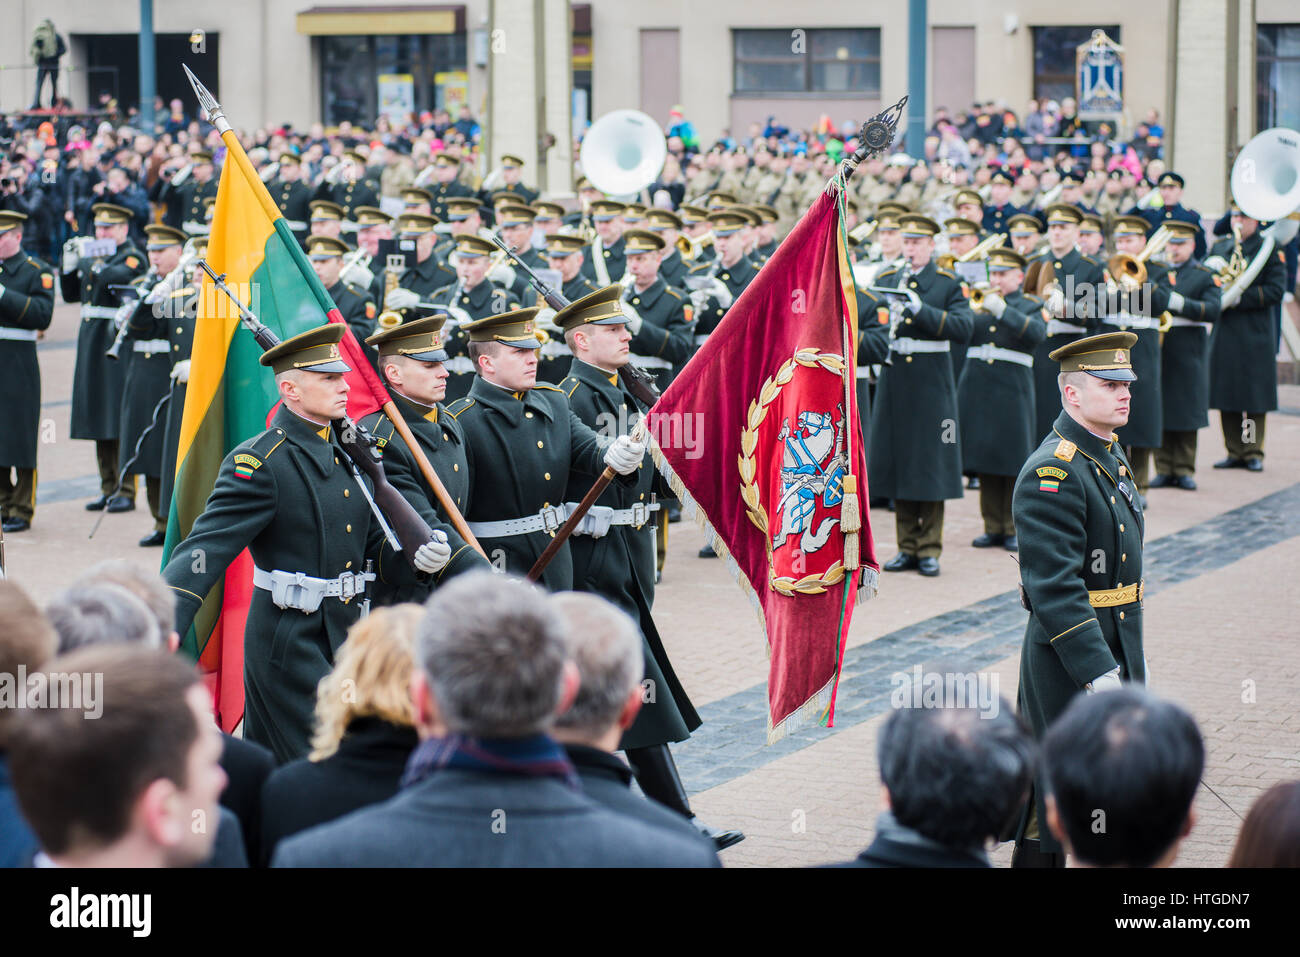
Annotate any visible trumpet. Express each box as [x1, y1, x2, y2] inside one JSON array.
[[676, 230, 713, 261], [1108, 225, 1173, 289], [968, 285, 994, 313]]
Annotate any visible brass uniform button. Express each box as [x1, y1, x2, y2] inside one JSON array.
[[344, 489, 350, 497], [905, 355, 913, 363], [1119, 523, 1125, 532], [1110, 496, 1115, 504], [346, 561, 352, 569], [537, 440, 544, 448], [525, 411, 533, 418], [453, 463, 459, 471], [346, 524, 352, 532], [1119, 611, 1126, 620], [544, 472, 550, 480], [1121, 553, 1127, 562]]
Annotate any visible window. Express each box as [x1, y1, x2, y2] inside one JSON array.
[[319, 33, 467, 126], [733, 28, 880, 95], [1258, 24, 1300, 133], [1032, 25, 1120, 103]]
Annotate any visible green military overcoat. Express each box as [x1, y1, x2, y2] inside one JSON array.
[[1208, 231, 1287, 414], [0, 251, 55, 468], [1153, 259, 1222, 431]]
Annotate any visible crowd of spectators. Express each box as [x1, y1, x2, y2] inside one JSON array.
[[1, 565, 1297, 869]]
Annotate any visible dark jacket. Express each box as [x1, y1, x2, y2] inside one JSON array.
[[220, 733, 276, 868], [1029, 247, 1108, 440], [1209, 230, 1287, 413], [562, 744, 712, 848], [1153, 258, 1222, 431], [271, 766, 720, 867], [828, 812, 990, 868], [0, 752, 39, 869], [0, 250, 55, 470], [260, 717, 418, 866]]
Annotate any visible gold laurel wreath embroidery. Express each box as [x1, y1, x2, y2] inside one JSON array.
[[739, 348, 848, 596]]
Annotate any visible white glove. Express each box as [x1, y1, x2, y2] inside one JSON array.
[[900, 288, 922, 316], [573, 505, 615, 539], [0, 283, 6, 299], [1220, 287, 1241, 311], [1165, 291, 1185, 313], [1085, 666, 1123, 695], [1046, 287, 1066, 318], [603, 435, 645, 475], [982, 291, 1006, 318], [62, 237, 80, 273], [709, 278, 733, 309], [1201, 255, 1228, 274], [170, 359, 191, 384], [385, 287, 420, 310], [621, 303, 644, 336], [413, 531, 451, 573], [341, 261, 374, 288], [536, 307, 562, 334]]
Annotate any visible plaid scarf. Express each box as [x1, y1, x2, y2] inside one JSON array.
[[400, 733, 580, 790]]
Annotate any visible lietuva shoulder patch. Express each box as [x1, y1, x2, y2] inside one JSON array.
[[1036, 465, 1068, 480], [1054, 438, 1077, 462]]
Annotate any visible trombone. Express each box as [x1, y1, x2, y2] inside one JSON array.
[[938, 231, 1006, 270]]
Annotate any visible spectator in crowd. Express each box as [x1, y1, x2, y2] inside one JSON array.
[[0, 581, 59, 868], [260, 604, 423, 865], [8, 644, 227, 868], [667, 106, 698, 154], [548, 593, 714, 848], [831, 691, 1035, 868], [29, 19, 66, 110], [1043, 688, 1203, 868], [272, 573, 718, 867], [1227, 781, 1300, 867], [45, 583, 161, 653]]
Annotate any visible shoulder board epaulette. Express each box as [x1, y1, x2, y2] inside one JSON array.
[[444, 398, 475, 418], [687, 262, 712, 273], [1022, 293, 1045, 306], [878, 268, 899, 278], [246, 427, 289, 460], [664, 287, 683, 300], [563, 378, 581, 398], [344, 282, 365, 295], [1193, 262, 1214, 272], [534, 384, 563, 393], [1080, 254, 1099, 266], [1053, 438, 1077, 462], [936, 267, 957, 280]]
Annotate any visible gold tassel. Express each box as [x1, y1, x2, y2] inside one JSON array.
[[841, 474, 860, 570]]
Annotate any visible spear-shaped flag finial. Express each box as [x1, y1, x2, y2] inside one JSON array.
[[182, 63, 231, 135]]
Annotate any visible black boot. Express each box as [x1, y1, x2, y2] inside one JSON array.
[[625, 744, 745, 851]]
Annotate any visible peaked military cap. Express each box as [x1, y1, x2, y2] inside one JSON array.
[[590, 200, 626, 220], [344, 150, 369, 167], [1157, 172, 1185, 189], [501, 154, 525, 168], [278, 152, 302, 166], [396, 213, 438, 236], [1079, 214, 1103, 233], [1113, 215, 1150, 236], [623, 228, 665, 253], [445, 197, 481, 219], [954, 189, 984, 210], [306, 235, 351, 259], [402, 187, 433, 207], [464, 307, 543, 349], [944, 217, 981, 237], [1163, 220, 1199, 242], [491, 190, 523, 209], [1043, 204, 1084, 226], [310, 200, 345, 221], [353, 206, 392, 228], [433, 153, 460, 168], [1007, 213, 1043, 234], [898, 213, 941, 238], [452, 233, 494, 258], [646, 208, 683, 231], [533, 201, 565, 220], [554, 285, 629, 332], [729, 206, 762, 227], [988, 247, 1027, 271], [145, 224, 187, 248], [190, 150, 214, 165], [753, 204, 779, 224], [497, 203, 537, 226], [261, 323, 352, 374], [989, 169, 1016, 187], [366, 313, 450, 362], [92, 203, 133, 226], [876, 201, 911, 218], [0, 211, 27, 233], [677, 204, 710, 224], [622, 203, 648, 223], [704, 191, 737, 209], [710, 210, 749, 236], [1050, 331, 1138, 382], [546, 234, 586, 256]]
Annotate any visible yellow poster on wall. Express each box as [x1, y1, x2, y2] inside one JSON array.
[[435, 71, 468, 112]]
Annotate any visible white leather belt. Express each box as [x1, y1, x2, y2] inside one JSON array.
[[693, 333, 710, 347], [540, 340, 572, 359], [132, 339, 170, 354], [631, 355, 672, 370], [443, 356, 475, 374], [253, 564, 375, 613], [182, 221, 211, 235], [890, 337, 950, 355], [966, 344, 1034, 367], [855, 367, 872, 380], [0, 328, 39, 341], [1166, 315, 1209, 330], [284, 220, 308, 231], [81, 305, 120, 319], [1045, 320, 1086, 336], [467, 501, 660, 538], [1104, 314, 1158, 331]]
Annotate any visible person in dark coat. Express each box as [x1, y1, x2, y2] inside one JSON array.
[[1011, 332, 1147, 868], [1148, 222, 1222, 490], [63, 149, 101, 235], [61, 203, 149, 512], [313, 151, 380, 221], [161, 324, 449, 763], [870, 214, 973, 577], [158, 237, 204, 514], [29, 20, 65, 110], [267, 153, 314, 239], [1207, 205, 1288, 470], [549, 592, 724, 850], [117, 225, 190, 546], [260, 605, 422, 865], [1126, 172, 1206, 260], [271, 573, 718, 868], [0, 213, 55, 533], [305, 235, 377, 347], [534, 233, 602, 385], [828, 693, 1034, 868], [219, 733, 275, 868], [150, 152, 218, 234], [359, 312, 492, 605], [581, 200, 629, 285], [422, 153, 474, 224], [620, 229, 696, 391], [957, 248, 1046, 550], [444, 308, 645, 592]]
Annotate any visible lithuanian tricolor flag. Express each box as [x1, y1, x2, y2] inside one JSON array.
[[162, 99, 389, 733]]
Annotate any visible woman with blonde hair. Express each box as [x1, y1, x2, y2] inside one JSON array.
[[258, 604, 424, 865]]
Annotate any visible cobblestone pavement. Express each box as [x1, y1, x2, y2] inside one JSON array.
[[10, 300, 1300, 867]]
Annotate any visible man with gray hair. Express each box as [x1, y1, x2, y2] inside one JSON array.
[[45, 584, 161, 653], [549, 593, 713, 848], [831, 694, 1035, 867], [273, 572, 718, 867]]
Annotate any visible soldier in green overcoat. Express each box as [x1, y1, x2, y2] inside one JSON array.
[[869, 214, 973, 577], [62, 203, 150, 511], [580, 200, 628, 285], [444, 308, 645, 592], [360, 311, 491, 604], [1207, 206, 1288, 471], [1012, 332, 1147, 867], [162, 324, 451, 762], [0, 212, 55, 533], [1148, 222, 1222, 489], [957, 248, 1046, 550]]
